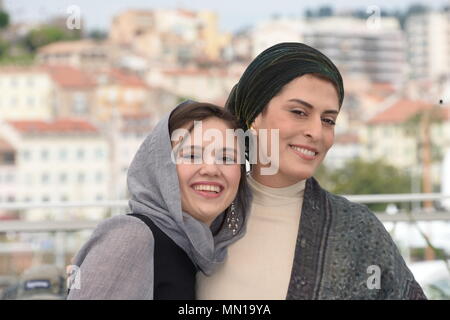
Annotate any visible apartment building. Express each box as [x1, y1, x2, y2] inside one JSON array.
[[362, 99, 450, 189], [0, 119, 110, 220], [44, 65, 96, 120], [0, 67, 54, 121], [36, 40, 114, 72], [405, 10, 450, 80], [109, 9, 230, 63], [304, 17, 407, 85]]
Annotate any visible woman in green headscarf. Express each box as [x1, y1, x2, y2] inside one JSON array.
[[196, 42, 427, 300]]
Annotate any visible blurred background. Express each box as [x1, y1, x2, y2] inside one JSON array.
[[0, 0, 449, 299]]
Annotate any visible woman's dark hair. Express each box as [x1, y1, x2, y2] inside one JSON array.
[[169, 100, 250, 235], [169, 100, 240, 136], [225, 42, 345, 131]]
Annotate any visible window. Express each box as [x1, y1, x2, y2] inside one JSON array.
[[384, 126, 391, 138], [78, 172, 85, 183], [59, 149, 68, 161], [27, 96, 35, 107], [59, 173, 67, 183], [23, 150, 31, 161], [95, 148, 104, 159], [77, 149, 85, 160], [5, 173, 14, 183], [73, 92, 87, 114], [10, 77, 18, 87], [41, 149, 49, 161], [25, 174, 33, 185], [3, 152, 15, 164], [96, 172, 103, 183], [10, 97, 18, 107], [41, 173, 50, 184]]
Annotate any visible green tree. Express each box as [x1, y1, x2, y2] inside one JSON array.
[[23, 25, 81, 53], [88, 29, 108, 41], [0, 38, 8, 57], [315, 158, 411, 212], [406, 4, 429, 16], [304, 8, 314, 18], [318, 6, 333, 17], [0, 10, 9, 29]]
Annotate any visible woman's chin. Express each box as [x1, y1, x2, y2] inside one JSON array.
[[288, 170, 314, 182]]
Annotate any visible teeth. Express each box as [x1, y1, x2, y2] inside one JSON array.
[[290, 145, 316, 157], [193, 184, 221, 193]]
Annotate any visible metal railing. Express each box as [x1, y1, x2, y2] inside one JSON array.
[[0, 193, 449, 232]]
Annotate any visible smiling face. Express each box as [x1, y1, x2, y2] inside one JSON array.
[[173, 117, 241, 225], [251, 74, 340, 187]]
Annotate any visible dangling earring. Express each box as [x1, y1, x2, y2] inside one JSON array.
[[227, 201, 239, 235]]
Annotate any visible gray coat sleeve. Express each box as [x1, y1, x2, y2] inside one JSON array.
[[67, 215, 155, 300], [358, 206, 428, 300]]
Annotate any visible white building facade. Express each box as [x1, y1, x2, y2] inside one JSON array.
[[0, 119, 110, 220], [0, 67, 55, 121]]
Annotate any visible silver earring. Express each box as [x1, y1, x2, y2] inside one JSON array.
[[227, 201, 239, 235]]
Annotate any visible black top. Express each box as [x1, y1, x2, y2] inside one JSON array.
[[128, 213, 197, 300]]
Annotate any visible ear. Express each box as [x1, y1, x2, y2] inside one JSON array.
[[251, 114, 262, 130]]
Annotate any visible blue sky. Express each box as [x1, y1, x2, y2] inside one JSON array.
[[4, 0, 449, 32]]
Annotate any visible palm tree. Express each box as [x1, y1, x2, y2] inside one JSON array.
[[403, 103, 444, 208], [403, 102, 444, 260]]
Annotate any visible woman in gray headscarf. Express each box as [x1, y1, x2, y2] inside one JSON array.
[[196, 42, 427, 300], [68, 101, 251, 299]]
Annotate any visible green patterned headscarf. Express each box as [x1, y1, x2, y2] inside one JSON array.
[[225, 42, 344, 131]]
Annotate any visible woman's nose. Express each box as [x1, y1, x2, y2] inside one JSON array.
[[303, 116, 322, 140], [198, 162, 221, 176]]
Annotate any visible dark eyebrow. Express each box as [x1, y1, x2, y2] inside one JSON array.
[[179, 145, 202, 152], [180, 146, 237, 154], [288, 98, 339, 115]]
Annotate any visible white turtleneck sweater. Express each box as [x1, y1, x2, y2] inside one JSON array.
[[196, 174, 306, 300]]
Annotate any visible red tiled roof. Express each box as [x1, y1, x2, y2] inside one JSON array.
[[43, 65, 95, 89], [364, 93, 387, 103], [0, 66, 46, 74], [162, 68, 234, 77], [108, 69, 147, 88], [177, 9, 197, 18], [8, 119, 98, 134], [121, 112, 153, 120], [368, 99, 433, 125], [38, 39, 106, 54], [371, 82, 396, 93], [121, 112, 154, 133]]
